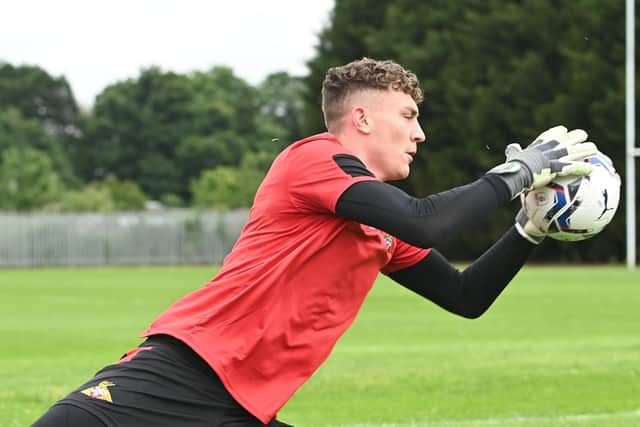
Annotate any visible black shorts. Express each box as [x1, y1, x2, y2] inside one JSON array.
[[32, 335, 293, 427]]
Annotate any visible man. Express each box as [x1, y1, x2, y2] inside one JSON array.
[[33, 58, 596, 426]]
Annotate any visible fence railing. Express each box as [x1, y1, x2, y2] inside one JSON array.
[[0, 210, 249, 267]]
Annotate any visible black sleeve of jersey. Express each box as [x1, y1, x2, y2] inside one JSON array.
[[388, 226, 535, 318], [332, 154, 376, 178], [335, 173, 511, 249]]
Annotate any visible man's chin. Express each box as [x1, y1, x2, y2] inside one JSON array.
[[386, 169, 410, 182], [401, 166, 411, 179]]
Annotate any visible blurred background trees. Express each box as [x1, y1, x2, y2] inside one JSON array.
[[0, 0, 635, 261]]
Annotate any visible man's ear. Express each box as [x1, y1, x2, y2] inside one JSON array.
[[351, 106, 371, 134]]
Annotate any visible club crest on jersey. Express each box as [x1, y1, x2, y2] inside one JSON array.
[[362, 225, 393, 252], [80, 381, 115, 403], [384, 233, 393, 252]]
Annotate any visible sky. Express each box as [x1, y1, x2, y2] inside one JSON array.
[[1, 0, 335, 107]]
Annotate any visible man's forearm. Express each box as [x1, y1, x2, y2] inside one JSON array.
[[336, 175, 511, 249], [388, 227, 535, 318]]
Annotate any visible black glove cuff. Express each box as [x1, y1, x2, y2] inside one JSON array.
[[487, 166, 531, 200]]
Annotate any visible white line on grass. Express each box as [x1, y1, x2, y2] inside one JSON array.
[[330, 409, 640, 427]]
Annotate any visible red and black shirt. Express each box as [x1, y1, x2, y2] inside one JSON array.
[[141, 133, 428, 423]]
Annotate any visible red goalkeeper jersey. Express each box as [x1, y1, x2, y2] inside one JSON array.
[[141, 133, 429, 423]]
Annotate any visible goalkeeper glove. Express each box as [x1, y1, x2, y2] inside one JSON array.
[[515, 207, 546, 245], [487, 125, 597, 199]]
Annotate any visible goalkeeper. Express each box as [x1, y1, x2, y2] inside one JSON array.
[[33, 58, 597, 427]]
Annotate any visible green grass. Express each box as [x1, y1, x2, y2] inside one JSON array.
[[1, 266, 639, 426]]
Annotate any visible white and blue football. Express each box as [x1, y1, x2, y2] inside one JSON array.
[[521, 152, 621, 241]]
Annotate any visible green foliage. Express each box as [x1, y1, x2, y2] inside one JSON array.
[[0, 62, 81, 138], [239, 150, 279, 172], [0, 108, 78, 186], [83, 66, 287, 201], [45, 177, 147, 212], [95, 176, 147, 210], [82, 67, 192, 198], [191, 167, 249, 209], [258, 72, 307, 143], [159, 193, 185, 208], [191, 150, 276, 209], [0, 147, 63, 210], [176, 130, 247, 177], [0, 62, 83, 184], [48, 185, 114, 212], [185, 67, 291, 164], [0, 61, 296, 211]]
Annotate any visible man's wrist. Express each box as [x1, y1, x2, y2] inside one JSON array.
[[486, 164, 532, 200], [515, 209, 545, 244], [515, 221, 545, 245]]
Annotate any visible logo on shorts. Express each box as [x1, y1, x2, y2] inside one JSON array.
[[80, 381, 115, 403]]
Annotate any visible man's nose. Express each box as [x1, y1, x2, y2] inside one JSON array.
[[413, 124, 426, 143]]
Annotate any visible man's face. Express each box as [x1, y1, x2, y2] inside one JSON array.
[[361, 89, 426, 181]]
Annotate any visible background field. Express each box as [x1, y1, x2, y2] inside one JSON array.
[[1, 265, 639, 426]]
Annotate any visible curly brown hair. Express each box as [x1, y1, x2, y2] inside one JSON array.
[[321, 57, 423, 132]]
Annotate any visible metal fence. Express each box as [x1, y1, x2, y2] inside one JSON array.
[[0, 210, 249, 267]]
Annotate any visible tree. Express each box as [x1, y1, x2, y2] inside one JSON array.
[[84, 67, 194, 198], [0, 147, 63, 210], [0, 62, 83, 178], [94, 176, 147, 210], [177, 130, 249, 180], [191, 167, 250, 209], [45, 176, 147, 212], [85, 66, 286, 201], [191, 151, 277, 209], [0, 62, 81, 138], [47, 185, 114, 212], [258, 72, 307, 143], [182, 66, 288, 163], [0, 108, 77, 186]]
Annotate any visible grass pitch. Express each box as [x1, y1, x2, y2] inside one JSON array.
[[1, 265, 638, 426]]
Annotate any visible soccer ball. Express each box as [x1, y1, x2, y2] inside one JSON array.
[[521, 152, 621, 241]]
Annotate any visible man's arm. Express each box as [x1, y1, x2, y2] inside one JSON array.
[[387, 226, 535, 318], [335, 175, 511, 249], [334, 124, 597, 249]]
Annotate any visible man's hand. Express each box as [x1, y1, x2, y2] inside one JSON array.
[[487, 126, 597, 199], [507, 126, 596, 190], [514, 207, 546, 245]]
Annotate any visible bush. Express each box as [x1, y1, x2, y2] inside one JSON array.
[[47, 185, 114, 212], [45, 177, 147, 212], [0, 147, 63, 210]]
